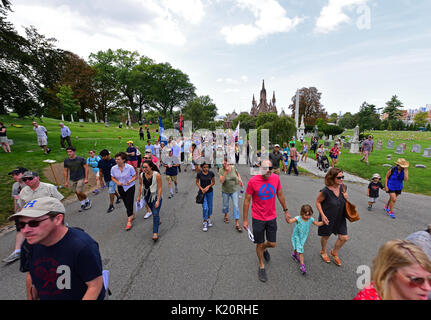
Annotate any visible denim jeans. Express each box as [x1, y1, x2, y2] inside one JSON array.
[[222, 191, 239, 220], [148, 197, 163, 234], [202, 191, 213, 221], [288, 160, 298, 175]]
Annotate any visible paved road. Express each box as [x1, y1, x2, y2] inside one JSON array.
[[1, 165, 430, 300]]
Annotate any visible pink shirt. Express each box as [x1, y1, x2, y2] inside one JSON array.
[[246, 174, 281, 221]]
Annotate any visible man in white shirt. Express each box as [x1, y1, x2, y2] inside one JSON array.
[[32, 121, 50, 154]]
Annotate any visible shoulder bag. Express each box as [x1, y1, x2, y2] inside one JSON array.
[[342, 184, 360, 222]]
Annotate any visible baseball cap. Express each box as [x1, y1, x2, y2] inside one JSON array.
[[274, 144, 280, 148], [372, 173, 381, 180], [127, 141, 134, 144], [22, 171, 39, 178], [99, 149, 110, 157], [8, 197, 65, 221], [8, 167, 28, 175]]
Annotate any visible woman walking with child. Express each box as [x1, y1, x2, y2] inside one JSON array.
[[315, 168, 349, 267], [288, 205, 327, 275]]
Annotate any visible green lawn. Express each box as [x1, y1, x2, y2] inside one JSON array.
[[303, 130, 431, 196], [0, 114, 160, 225]]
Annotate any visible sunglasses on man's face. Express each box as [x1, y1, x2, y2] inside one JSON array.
[[17, 217, 51, 230], [22, 177, 34, 182], [262, 166, 273, 171]]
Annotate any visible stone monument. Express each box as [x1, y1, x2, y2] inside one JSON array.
[[395, 145, 404, 154], [349, 125, 360, 154], [423, 148, 431, 158], [387, 140, 394, 149], [376, 140, 383, 151], [411, 144, 421, 153]]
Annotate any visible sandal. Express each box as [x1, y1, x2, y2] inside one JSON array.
[[152, 234, 159, 242], [125, 221, 133, 231], [330, 250, 342, 266], [320, 251, 331, 263], [235, 225, 243, 233], [224, 216, 229, 224]]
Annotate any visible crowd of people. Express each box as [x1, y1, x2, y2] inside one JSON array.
[[2, 125, 430, 301]]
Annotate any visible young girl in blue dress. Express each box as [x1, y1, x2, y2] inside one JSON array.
[[288, 205, 327, 275]]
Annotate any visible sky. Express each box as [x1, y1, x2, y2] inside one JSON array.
[[7, 0, 431, 117]]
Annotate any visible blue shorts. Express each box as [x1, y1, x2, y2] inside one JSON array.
[[108, 180, 117, 194]]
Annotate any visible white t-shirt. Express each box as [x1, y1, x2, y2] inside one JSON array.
[[33, 126, 47, 138], [18, 182, 64, 208]]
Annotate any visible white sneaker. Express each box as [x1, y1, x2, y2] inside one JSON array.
[[207, 218, 213, 227], [144, 211, 152, 219], [203, 221, 208, 232]]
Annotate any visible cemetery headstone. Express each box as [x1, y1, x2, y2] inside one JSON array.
[[324, 141, 331, 147], [79, 119, 84, 123], [343, 142, 351, 149], [423, 148, 431, 158], [387, 154, 392, 161], [387, 140, 394, 149], [411, 144, 421, 153], [400, 143, 407, 151], [376, 140, 383, 151], [395, 145, 404, 154], [416, 164, 427, 169]]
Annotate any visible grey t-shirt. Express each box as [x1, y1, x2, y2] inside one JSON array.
[[64, 157, 86, 182], [269, 151, 284, 169], [33, 126, 47, 138]]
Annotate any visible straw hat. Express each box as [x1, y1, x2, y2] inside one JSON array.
[[395, 158, 409, 168]]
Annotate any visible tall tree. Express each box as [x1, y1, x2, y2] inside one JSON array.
[[338, 112, 357, 129], [88, 49, 121, 119], [383, 95, 404, 121], [148, 62, 196, 117], [356, 102, 381, 131], [289, 87, 327, 126], [56, 85, 80, 118]]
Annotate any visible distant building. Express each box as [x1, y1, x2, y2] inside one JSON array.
[[250, 80, 278, 117]]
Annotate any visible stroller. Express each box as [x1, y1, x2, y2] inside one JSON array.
[[317, 154, 330, 173]]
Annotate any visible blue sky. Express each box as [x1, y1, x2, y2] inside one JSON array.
[[8, 0, 431, 117]]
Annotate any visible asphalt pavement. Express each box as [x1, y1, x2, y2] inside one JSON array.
[[1, 165, 430, 300]]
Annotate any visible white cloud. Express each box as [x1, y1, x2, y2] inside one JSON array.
[[315, 0, 370, 34], [241, 75, 249, 82], [221, 0, 303, 45], [161, 0, 205, 25]]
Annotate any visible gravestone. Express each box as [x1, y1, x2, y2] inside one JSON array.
[[395, 145, 404, 154], [386, 140, 394, 149], [416, 164, 427, 169], [349, 125, 360, 154], [79, 119, 84, 123], [382, 164, 392, 167], [411, 144, 421, 153], [343, 142, 351, 149], [88, 119, 93, 123], [8, 139, 14, 146], [400, 143, 407, 151], [387, 154, 392, 161], [329, 135, 333, 141], [324, 141, 331, 147], [423, 148, 431, 158], [376, 140, 383, 151]]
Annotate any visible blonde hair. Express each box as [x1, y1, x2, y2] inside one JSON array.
[[372, 240, 431, 300]]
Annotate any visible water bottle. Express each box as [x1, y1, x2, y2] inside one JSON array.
[[239, 185, 244, 198]]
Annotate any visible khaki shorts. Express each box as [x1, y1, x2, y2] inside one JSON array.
[[71, 179, 85, 193], [166, 175, 177, 183], [37, 136, 47, 146]]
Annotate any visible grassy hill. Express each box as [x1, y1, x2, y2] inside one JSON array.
[[0, 113, 160, 226]]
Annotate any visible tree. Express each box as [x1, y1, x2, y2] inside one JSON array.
[[56, 85, 80, 118], [338, 112, 357, 129], [88, 49, 121, 119], [356, 102, 381, 131], [257, 115, 296, 146], [182, 95, 217, 130], [232, 113, 256, 132], [147, 62, 195, 117], [383, 95, 403, 121], [414, 112, 428, 128], [328, 113, 338, 123], [289, 87, 327, 126]]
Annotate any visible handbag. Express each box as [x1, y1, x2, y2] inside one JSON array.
[[342, 185, 360, 222], [196, 190, 204, 204]]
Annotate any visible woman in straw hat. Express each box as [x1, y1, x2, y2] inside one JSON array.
[[384, 158, 409, 219]]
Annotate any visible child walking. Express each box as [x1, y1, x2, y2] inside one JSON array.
[[288, 205, 327, 275], [367, 173, 385, 211]]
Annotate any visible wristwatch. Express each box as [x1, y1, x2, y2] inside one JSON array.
[[283, 208, 289, 212]]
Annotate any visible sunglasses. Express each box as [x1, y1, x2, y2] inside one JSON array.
[[398, 271, 431, 287], [17, 217, 51, 230], [22, 177, 35, 182], [336, 176, 345, 180], [262, 166, 273, 171]]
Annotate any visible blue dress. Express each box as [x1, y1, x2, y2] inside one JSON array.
[[291, 216, 315, 253]]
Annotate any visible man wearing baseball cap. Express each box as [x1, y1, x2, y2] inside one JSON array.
[[269, 144, 285, 175], [2, 167, 28, 264], [11, 197, 105, 300]]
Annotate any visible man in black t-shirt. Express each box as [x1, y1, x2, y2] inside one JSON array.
[[98, 149, 121, 213], [10, 197, 105, 300], [64, 147, 91, 212]]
